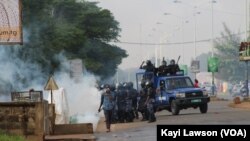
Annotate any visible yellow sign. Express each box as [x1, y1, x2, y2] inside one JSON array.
[[44, 76, 59, 90]]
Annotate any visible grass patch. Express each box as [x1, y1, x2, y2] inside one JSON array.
[[0, 130, 27, 141]]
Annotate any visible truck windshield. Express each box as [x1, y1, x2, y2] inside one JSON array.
[[166, 77, 194, 90]]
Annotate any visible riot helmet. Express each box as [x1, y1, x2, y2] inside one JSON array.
[[123, 82, 128, 88], [146, 60, 152, 65], [145, 80, 153, 88], [170, 59, 175, 65], [161, 60, 167, 66], [100, 84, 105, 90], [115, 82, 122, 89], [128, 82, 133, 88]]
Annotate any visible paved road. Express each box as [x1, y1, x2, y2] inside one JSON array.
[[94, 101, 250, 141]]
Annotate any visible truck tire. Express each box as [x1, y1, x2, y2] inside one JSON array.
[[171, 100, 180, 115], [166, 107, 172, 112], [199, 103, 208, 113]]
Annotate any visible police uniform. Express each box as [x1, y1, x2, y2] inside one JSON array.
[[146, 87, 156, 123]]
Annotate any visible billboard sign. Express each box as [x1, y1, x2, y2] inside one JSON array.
[[208, 57, 219, 72], [190, 60, 200, 73], [239, 42, 250, 61], [179, 64, 188, 75], [0, 0, 22, 44]]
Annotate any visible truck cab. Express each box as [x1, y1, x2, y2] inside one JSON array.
[[136, 70, 210, 115]]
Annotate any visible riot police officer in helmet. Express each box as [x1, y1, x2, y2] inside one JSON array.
[[144, 80, 156, 123], [157, 58, 169, 76], [140, 60, 155, 73], [168, 59, 180, 75]]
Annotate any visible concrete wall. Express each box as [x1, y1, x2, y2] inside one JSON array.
[[0, 101, 54, 141]]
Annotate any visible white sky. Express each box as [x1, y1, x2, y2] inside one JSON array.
[[87, 0, 248, 70]]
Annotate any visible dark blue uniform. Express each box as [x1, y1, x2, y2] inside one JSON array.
[[146, 87, 156, 123]]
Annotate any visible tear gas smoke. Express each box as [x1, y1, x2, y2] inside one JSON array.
[[0, 47, 45, 97], [47, 55, 102, 131], [0, 48, 102, 130]]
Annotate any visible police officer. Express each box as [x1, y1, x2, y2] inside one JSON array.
[[157, 58, 169, 76], [111, 84, 118, 123], [128, 82, 139, 119], [115, 83, 126, 123], [124, 82, 133, 122], [145, 80, 156, 123], [168, 59, 180, 75], [140, 60, 156, 73], [140, 60, 156, 81], [138, 81, 149, 121]]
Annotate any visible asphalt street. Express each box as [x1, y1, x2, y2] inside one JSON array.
[[94, 100, 250, 141]]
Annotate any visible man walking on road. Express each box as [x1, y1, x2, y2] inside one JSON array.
[[145, 81, 156, 123], [98, 84, 115, 132]]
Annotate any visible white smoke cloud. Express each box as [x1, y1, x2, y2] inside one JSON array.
[[0, 47, 102, 130], [46, 53, 102, 131], [0, 47, 44, 98]]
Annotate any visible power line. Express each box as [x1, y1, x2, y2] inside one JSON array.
[[112, 31, 245, 46], [113, 39, 210, 46]]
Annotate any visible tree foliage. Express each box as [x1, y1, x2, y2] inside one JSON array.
[[214, 23, 246, 82], [11, 0, 127, 82]]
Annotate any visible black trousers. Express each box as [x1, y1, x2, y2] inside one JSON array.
[[104, 109, 113, 129]]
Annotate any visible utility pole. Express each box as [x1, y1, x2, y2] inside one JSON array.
[[211, 0, 215, 96]]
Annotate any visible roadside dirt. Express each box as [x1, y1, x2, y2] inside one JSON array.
[[229, 98, 250, 109], [210, 95, 250, 109], [229, 102, 250, 109]]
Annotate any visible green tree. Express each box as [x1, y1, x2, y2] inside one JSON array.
[[9, 0, 127, 85], [214, 23, 246, 82]]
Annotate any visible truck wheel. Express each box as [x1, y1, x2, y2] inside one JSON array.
[[171, 100, 179, 115], [166, 107, 172, 112], [199, 103, 208, 113]]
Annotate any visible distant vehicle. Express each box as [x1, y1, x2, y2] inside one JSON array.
[[136, 70, 210, 115], [201, 82, 217, 96]]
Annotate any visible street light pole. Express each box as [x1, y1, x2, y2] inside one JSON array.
[[171, 1, 185, 64], [246, 0, 248, 41], [155, 45, 158, 67], [164, 12, 187, 64], [178, 18, 188, 65], [211, 1, 215, 57], [193, 7, 200, 79], [210, 0, 217, 96], [194, 7, 197, 59]]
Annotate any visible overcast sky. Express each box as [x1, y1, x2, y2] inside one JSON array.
[[87, 0, 247, 70]]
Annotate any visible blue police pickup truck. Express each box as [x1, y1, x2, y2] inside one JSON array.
[[136, 70, 210, 115]]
